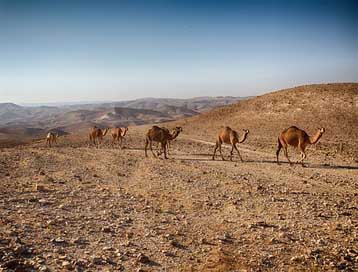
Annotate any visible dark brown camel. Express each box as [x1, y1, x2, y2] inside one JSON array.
[[145, 126, 182, 159]]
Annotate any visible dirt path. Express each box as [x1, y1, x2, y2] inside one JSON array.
[[0, 133, 357, 271]]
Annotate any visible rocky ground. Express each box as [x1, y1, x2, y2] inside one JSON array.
[[0, 128, 357, 271]]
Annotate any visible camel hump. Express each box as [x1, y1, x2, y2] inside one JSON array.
[[287, 126, 300, 131]]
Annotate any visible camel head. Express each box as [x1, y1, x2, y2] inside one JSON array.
[[238, 129, 249, 143], [316, 127, 325, 141], [318, 127, 325, 135], [309, 127, 325, 144], [169, 126, 183, 140]]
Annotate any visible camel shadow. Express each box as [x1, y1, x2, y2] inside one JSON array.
[[246, 159, 358, 170], [174, 157, 358, 170], [305, 163, 358, 170], [174, 157, 214, 162], [113, 148, 358, 170]]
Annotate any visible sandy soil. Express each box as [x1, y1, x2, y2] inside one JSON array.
[[0, 128, 357, 271]]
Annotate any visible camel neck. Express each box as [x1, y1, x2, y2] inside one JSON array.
[[309, 131, 322, 144], [170, 130, 180, 140], [239, 133, 248, 143]]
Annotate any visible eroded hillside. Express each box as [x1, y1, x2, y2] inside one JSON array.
[[173, 83, 358, 159]]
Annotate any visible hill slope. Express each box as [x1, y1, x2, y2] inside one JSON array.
[[173, 83, 358, 158]]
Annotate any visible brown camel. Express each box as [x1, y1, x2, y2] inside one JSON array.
[[212, 127, 249, 161], [145, 126, 183, 159], [276, 126, 325, 166], [46, 132, 59, 147], [89, 126, 109, 147], [111, 127, 128, 148]]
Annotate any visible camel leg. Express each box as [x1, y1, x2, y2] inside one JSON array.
[[167, 141, 171, 155], [120, 137, 123, 149], [95, 138, 99, 149], [276, 138, 282, 165], [218, 143, 225, 161], [156, 142, 163, 155], [212, 142, 219, 160], [299, 145, 307, 167], [162, 142, 168, 159], [149, 141, 157, 158], [145, 138, 149, 157], [230, 145, 234, 161], [300, 151, 307, 166], [111, 136, 115, 148], [234, 144, 243, 162], [283, 146, 292, 165]]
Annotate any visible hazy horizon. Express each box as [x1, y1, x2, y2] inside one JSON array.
[[1, 0, 357, 103]]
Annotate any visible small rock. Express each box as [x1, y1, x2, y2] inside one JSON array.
[[101, 227, 111, 233], [162, 250, 175, 257], [52, 238, 66, 244], [92, 256, 105, 265], [34, 184, 46, 192], [136, 253, 150, 264], [62, 261, 72, 269], [290, 255, 305, 262], [39, 265, 50, 271], [45, 176, 54, 182]]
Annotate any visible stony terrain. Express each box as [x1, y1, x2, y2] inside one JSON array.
[[0, 126, 357, 271], [0, 83, 357, 271]]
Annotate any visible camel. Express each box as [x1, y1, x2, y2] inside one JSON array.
[[46, 132, 59, 147], [212, 127, 249, 161], [111, 127, 128, 149], [145, 126, 183, 159], [276, 126, 325, 166], [89, 126, 109, 147]]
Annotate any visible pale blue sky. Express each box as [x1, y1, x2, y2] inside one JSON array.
[[0, 0, 357, 103]]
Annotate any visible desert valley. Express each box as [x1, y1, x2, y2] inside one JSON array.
[[0, 83, 357, 271]]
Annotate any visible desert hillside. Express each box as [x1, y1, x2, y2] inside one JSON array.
[[173, 83, 358, 158]]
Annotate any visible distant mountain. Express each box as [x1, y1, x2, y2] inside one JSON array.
[[0, 96, 247, 143]]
